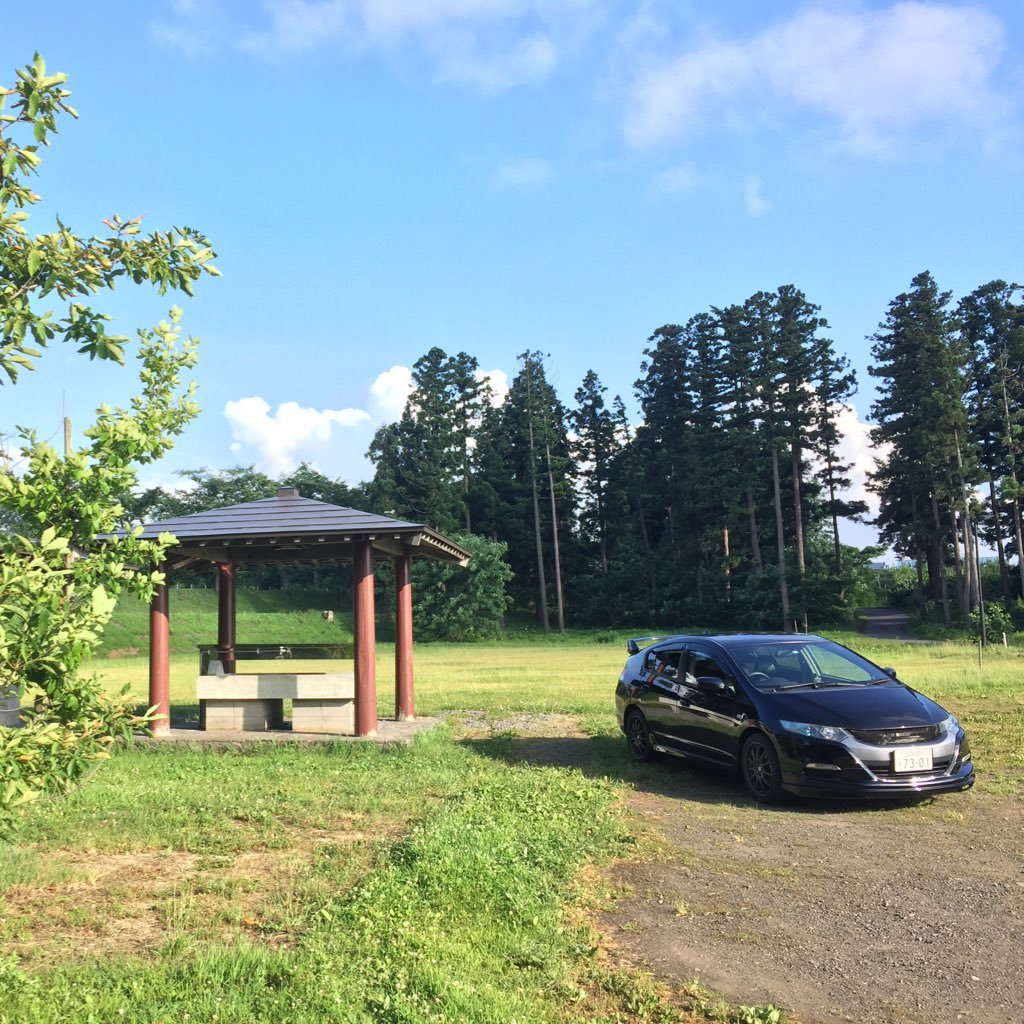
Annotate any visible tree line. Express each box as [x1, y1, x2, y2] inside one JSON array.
[[130, 273, 1024, 633]]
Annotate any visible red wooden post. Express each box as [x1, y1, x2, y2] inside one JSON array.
[[353, 539, 378, 737], [149, 564, 170, 735], [394, 550, 414, 721], [218, 562, 236, 674]]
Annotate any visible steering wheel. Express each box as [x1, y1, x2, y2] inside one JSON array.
[[747, 671, 770, 684]]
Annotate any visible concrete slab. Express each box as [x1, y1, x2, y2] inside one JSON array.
[[134, 716, 441, 748], [196, 672, 355, 700]]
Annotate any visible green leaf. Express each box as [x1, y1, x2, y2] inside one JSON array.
[[90, 585, 116, 619]]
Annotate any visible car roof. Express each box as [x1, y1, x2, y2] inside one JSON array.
[[633, 633, 828, 651]]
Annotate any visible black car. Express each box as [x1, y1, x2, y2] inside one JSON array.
[[615, 633, 975, 801]]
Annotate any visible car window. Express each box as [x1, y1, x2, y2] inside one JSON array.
[[644, 647, 682, 679], [655, 649, 682, 679], [730, 643, 817, 688], [804, 642, 875, 683], [772, 648, 811, 684], [730, 639, 880, 687], [689, 651, 737, 695]]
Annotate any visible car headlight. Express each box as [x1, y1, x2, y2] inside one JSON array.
[[780, 721, 852, 742], [941, 714, 960, 735]]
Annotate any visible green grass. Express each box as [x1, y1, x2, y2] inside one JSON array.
[[0, 731, 645, 1023]]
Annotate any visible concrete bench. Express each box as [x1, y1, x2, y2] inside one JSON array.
[[197, 661, 355, 734]]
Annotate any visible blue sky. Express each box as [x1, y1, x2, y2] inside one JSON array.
[[4, 1, 1024, 548]]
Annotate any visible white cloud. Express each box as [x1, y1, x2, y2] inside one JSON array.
[[492, 156, 553, 190], [653, 161, 700, 195], [801, 401, 884, 550], [219, 363, 513, 482], [476, 367, 509, 405], [744, 176, 769, 216], [833, 403, 879, 516], [370, 365, 414, 420], [224, 396, 371, 476], [156, 0, 589, 90], [436, 32, 557, 90], [624, 2, 1007, 155], [242, 0, 549, 52], [238, 0, 350, 55]]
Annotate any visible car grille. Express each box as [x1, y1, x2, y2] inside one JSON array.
[[848, 724, 941, 745]]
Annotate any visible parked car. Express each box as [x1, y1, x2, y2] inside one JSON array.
[[615, 633, 975, 802]]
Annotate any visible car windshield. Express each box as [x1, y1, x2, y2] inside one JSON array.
[[730, 639, 886, 690]]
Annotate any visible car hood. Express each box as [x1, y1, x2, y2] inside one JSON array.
[[757, 682, 942, 730]]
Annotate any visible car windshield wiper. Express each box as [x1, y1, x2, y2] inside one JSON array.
[[771, 680, 832, 690], [771, 679, 860, 690]]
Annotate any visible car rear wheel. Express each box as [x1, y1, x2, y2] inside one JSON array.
[[741, 733, 785, 803], [625, 710, 654, 761]]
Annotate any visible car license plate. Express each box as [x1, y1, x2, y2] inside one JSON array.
[[892, 747, 933, 773]]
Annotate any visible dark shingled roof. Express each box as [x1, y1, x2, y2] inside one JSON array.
[[125, 489, 471, 568]]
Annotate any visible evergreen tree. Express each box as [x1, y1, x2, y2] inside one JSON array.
[[960, 280, 1024, 600], [569, 370, 619, 575], [869, 271, 972, 625], [634, 323, 695, 608], [366, 347, 486, 534], [734, 290, 793, 627], [716, 302, 766, 575], [491, 352, 574, 629]]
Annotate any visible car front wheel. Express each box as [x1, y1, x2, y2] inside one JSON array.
[[625, 710, 654, 761], [741, 733, 785, 803]]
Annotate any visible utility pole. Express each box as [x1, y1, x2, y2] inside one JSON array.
[[545, 439, 565, 633]]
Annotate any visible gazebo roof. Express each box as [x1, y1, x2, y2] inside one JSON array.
[[131, 488, 471, 568]]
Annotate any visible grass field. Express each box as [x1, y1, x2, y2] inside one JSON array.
[[92, 629, 1024, 794], [2, 604, 1022, 1022]]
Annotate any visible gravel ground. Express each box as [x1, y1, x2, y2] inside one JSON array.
[[457, 714, 1024, 1024], [602, 766, 1024, 1024]]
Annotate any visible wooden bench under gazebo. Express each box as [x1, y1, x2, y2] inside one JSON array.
[[134, 487, 470, 738]]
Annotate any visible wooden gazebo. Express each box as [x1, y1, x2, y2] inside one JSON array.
[[135, 487, 470, 737]]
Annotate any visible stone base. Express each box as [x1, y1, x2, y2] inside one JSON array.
[[292, 698, 355, 734], [200, 698, 284, 732], [196, 671, 356, 734]]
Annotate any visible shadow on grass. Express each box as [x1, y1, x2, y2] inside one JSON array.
[[462, 731, 941, 816]]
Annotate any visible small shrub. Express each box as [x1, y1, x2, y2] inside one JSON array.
[[969, 601, 1013, 641]]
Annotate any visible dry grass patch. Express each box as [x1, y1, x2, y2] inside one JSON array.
[[0, 818, 399, 967]]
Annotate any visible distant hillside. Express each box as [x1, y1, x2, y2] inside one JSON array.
[[99, 589, 363, 659]]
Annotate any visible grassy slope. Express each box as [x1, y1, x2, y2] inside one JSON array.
[[99, 589, 359, 657]]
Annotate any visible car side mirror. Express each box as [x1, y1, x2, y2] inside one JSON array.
[[882, 667, 898, 679], [696, 675, 727, 693]]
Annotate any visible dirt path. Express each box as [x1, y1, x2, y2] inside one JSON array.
[[604, 773, 1023, 1024], [465, 722, 1024, 1024], [859, 607, 926, 643]]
